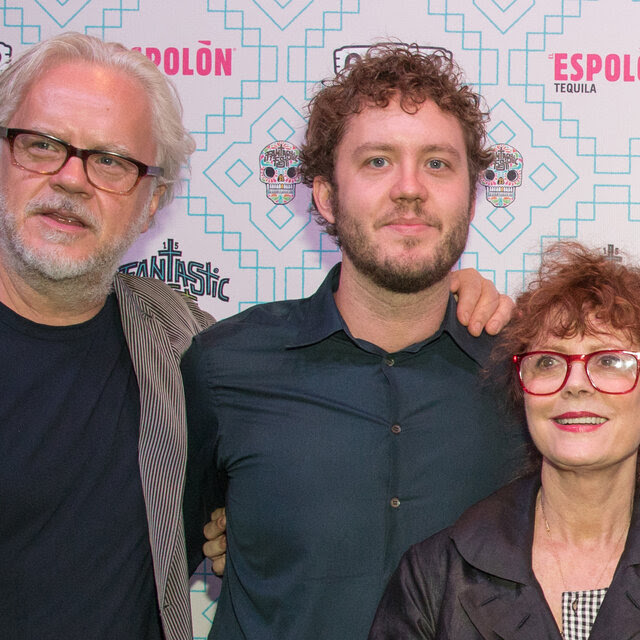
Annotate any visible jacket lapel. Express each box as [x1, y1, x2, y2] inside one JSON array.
[[589, 501, 640, 640], [589, 580, 640, 639], [113, 277, 187, 616], [451, 475, 561, 640], [458, 582, 562, 640], [452, 474, 640, 640]]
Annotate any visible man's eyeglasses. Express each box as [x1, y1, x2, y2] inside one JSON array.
[[513, 350, 640, 396], [0, 127, 164, 195]]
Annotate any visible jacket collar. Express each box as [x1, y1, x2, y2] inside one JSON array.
[[452, 474, 539, 585], [452, 473, 640, 578], [449, 476, 555, 638], [590, 486, 640, 637], [449, 474, 640, 639]]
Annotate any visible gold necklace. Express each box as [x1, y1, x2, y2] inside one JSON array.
[[539, 489, 629, 597]]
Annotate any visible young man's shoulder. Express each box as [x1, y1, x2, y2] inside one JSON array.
[[196, 295, 310, 346], [114, 272, 215, 331]]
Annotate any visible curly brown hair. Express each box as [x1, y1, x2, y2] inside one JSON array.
[[300, 43, 493, 237], [490, 241, 640, 474]]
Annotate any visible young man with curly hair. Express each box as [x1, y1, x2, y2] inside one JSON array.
[[183, 44, 524, 640]]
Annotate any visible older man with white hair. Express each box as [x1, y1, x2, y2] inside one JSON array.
[[0, 32, 213, 640]]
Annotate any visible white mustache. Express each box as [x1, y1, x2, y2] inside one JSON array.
[[24, 196, 99, 230]]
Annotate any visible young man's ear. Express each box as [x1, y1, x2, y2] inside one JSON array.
[[312, 176, 336, 225]]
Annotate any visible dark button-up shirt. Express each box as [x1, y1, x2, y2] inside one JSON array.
[[182, 264, 526, 640]]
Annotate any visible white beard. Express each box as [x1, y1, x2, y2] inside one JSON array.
[[0, 189, 153, 308]]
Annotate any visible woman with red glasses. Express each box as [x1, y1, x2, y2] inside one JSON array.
[[369, 241, 640, 640]]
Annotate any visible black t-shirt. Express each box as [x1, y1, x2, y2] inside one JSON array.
[[0, 294, 163, 639]]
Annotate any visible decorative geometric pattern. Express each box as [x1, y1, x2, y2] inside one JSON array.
[[471, 98, 578, 256], [3, 1, 640, 638]]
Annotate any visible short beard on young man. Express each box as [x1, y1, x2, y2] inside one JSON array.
[[331, 190, 473, 294]]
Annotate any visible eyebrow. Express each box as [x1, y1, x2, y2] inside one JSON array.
[[84, 142, 137, 157], [30, 127, 137, 158], [537, 344, 627, 354], [351, 142, 463, 159]]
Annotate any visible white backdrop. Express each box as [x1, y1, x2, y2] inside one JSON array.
[[2, 1, 640, 636]]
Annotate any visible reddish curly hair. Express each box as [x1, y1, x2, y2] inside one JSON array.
[[489, 241, 640, 475], [492, 239, 640, 418], [300, 43, 492, 237]]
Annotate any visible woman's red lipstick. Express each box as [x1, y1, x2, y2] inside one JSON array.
[[552, 411, 607, 433]]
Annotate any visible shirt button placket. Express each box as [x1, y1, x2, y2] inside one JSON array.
[[384, 355, 401, 514]]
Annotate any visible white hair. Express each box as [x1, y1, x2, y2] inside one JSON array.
[[0, 31, 195, 208]]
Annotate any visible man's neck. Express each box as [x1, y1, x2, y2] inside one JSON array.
[[333, 260, 451, 353], [0, 265, 109, 326]]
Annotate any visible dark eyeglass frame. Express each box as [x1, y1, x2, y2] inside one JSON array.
[[0, 126, 164, 195], [513, 350, 640, 396]]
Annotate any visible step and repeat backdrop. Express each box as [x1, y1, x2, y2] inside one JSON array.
[[2, 0, 640, 636]]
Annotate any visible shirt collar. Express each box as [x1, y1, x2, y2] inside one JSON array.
[[441, 294, 495, 366], [289, 261, 495, 365], [288, 263, 346, 348]]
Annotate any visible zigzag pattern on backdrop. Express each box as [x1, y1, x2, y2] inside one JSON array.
[[2, 1, 640, 636]]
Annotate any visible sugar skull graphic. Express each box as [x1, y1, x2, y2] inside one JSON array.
[[259, 141, 302, 205], [480, 144, 523, 208]]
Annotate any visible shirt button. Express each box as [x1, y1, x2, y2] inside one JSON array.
[[391, 424, 401, 434], [385, 357, 395, 367], [390, 497, 401, 508]]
